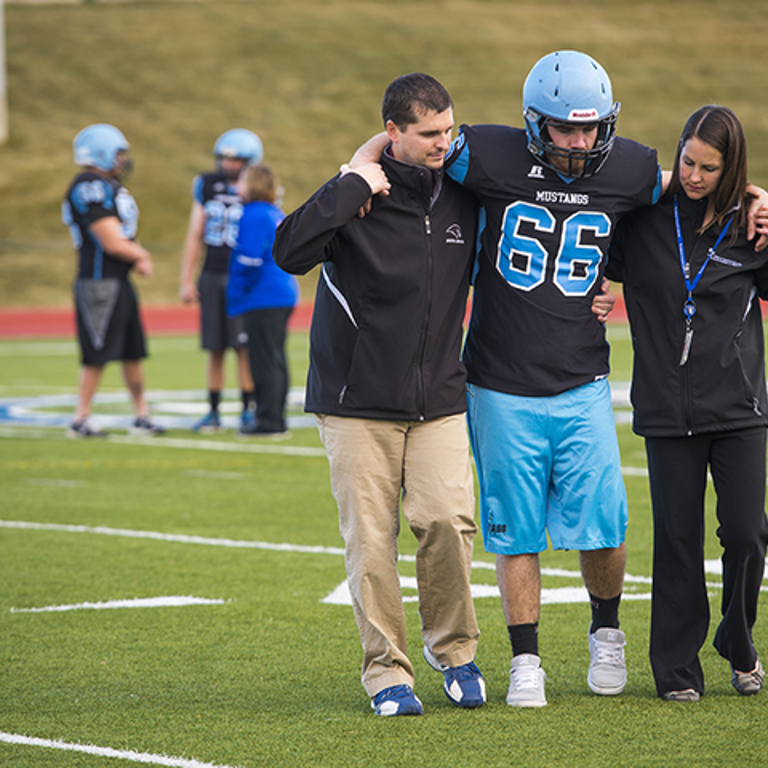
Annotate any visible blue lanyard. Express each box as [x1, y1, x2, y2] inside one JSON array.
[[674, 195, 733, 321]]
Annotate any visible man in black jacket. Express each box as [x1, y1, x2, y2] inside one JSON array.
[[273, 73, 485, 716]]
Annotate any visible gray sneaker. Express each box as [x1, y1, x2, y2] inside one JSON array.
[[732, 658, 764, 696], [588, 628, 627, 695], [506, 654, 547, 708]]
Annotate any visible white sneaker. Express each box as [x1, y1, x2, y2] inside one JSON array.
[[506, 654, 547, 708], [588, 627, 627, 695]]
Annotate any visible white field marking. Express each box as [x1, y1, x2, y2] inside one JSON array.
[[8, 519, 761, 606], [705, 559, 723, 575], [0, 387, 312, 433], [322, 577, 655, 606], [0, 731, 241, 768], [0, 519, 347, 557], [10, 596, 228, 614], [0, 519, 651, 584]]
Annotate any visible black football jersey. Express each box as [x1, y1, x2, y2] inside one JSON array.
[[62, 171, 140, 281], [192, 171, 244, 274], [445, 124, 661, 396]]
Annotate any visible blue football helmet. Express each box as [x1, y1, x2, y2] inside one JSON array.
[[214, 129, 264, 164], [73, 124, 130, 173], [523, 50, 620, 178]]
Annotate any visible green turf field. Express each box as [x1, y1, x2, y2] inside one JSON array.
[[1, 325, 766, 767]]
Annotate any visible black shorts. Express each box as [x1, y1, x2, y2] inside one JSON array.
[[198, 270, 247, 351], [75, 278, 147, 366]]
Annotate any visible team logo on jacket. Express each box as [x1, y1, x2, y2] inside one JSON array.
[[445, 223, 465, 244], [709, 253, 742, 268]]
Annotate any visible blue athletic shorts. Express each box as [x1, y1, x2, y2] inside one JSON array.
[[466, 379, 627, 555]]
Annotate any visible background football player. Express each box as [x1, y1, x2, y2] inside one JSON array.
[[63, 123, 165, 438], [180, 128, 263, 433]]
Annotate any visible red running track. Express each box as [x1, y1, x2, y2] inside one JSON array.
[[0, 298, 631, 340], [0, 302, 315, 339]]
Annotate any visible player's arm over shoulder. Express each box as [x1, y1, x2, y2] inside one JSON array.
[[610, 137, 662, 205]]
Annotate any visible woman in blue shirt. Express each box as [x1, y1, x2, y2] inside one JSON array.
[[228, 164, 299, 436]]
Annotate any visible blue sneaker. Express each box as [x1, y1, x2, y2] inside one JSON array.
[[239, 409, 256, 433], [192, 410, 221, 433], [423, 646, 486, 708], [371, 685, 424, 717]]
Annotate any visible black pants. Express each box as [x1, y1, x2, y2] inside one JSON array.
[[243, 306, 293, 432], [645, 427, 768, 696]]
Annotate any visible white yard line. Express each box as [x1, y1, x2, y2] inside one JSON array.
[[0, 519, 348, 556], [0, 732, 241, 768], [10, 596, 228, 613]]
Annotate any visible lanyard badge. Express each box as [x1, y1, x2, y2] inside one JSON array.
[[673, 196, 733, 366]]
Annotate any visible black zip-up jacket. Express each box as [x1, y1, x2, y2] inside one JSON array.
[[607, 193, 768, 437], [273, 150, 477, 420]]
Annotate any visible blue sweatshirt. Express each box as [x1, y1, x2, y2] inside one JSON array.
[[227, 201, 299, 316]]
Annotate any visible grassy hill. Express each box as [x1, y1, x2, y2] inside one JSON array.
[[1, 0, 768, 306]]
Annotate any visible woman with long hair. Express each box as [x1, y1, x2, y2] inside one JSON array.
[[608, 105, 768, 701]]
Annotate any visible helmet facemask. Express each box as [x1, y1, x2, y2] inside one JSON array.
[[524, 104, 619, 179]]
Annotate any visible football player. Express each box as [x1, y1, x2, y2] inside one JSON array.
[[63, 123, 165, 437], [446, 50, 768, 706], [444, 50, 655, 706], [180, 129, 263, 433]]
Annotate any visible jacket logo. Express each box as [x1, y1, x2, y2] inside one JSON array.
[[528, 165, 545, 179], [445, 223, 465, 244]]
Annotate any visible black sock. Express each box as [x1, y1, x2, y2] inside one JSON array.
[[589, 593, 621, 634], [209, 390, 221, 413], [508, 623, 539, 657]]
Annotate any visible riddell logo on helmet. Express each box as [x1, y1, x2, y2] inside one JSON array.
[[568, 109, 599, 120]]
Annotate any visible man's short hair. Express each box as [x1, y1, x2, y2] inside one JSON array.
[[382, 73, 453, 129]]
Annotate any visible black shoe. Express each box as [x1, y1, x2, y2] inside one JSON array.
[[238, 421, 290, 439], [67, 419, 107, 438], [131, 416, 166, 436]]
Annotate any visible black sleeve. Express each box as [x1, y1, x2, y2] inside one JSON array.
[[273, 172, 372, 275], [754, 256, 768, 300], [605, 217, 630, 283]]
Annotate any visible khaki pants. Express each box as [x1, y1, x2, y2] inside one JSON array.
[[316, 413, 479, 697]]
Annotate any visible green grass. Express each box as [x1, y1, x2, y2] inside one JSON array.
[[1, 325, 766, 767], [2, 0, 768, 306]]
